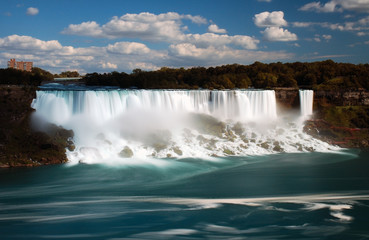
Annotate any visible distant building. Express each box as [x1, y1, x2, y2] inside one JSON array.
[[7, 59, 33, 72]]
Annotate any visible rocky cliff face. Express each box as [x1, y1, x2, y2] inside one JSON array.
[[0, 86, 73, 168], [274, 88, 369, 149], [314, 90, 369, 106], [274, 88, 369, 108]]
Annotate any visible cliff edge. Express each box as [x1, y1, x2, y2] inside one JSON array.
[[0, 86, 73, 167]]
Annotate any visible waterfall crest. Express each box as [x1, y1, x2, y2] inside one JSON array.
[[32, 90, 277, 124]]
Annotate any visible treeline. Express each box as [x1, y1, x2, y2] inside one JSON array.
[[84, 60, 369, 90], [0, 68, 81, 86], [54, 71, 80, 78], [0, 67, 54, 86]]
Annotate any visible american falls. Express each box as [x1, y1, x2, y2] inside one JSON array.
[[31, 88, 337, 164]]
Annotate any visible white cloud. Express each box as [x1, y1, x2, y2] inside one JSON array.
[[0, 35, 62, 51], [168, 43, 293, 66], [300, 0, 369, 13], [292, 22, 315, 27], [299, 2, 337, 13], [208, 24, 227, 34], [0, 34, 294, 73], [26, 7, 39, 16], [185, 33, 259, 50], [312, 34, 332, 42], [62, 12, 205, 42], [63, 21, 103, 37], [62, 12, 258, 50], [107, 42, 150, 55], [322, 34, 332, 40], [293, 14, 369, 36], [337, 0, 369, 13], [254, 11, 288, 27], [258, 0, 272, 2], [321, 16, 369, 31], [262, 27, 298, 41], [101, 62, 118, 69]]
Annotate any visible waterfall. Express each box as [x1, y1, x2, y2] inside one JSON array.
[[31, 88, 336, 163], [299, 90, 314, 117], [32, 90, 277, 124]]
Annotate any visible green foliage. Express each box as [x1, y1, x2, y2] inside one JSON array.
[[56, 71, 80, 78], [316, 77, 358, 90], [83, 60, 369, 90], [0, 67, 53, 86], [322, 106, 369, 128]]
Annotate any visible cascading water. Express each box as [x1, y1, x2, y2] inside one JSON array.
[[31, 88, 337, 164], [299, 90, 314, 118]]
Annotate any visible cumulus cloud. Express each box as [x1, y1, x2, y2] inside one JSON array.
[[262, 27, 298, 41], [300, 0, 369, 13], [168, 43, 293, 66], [0, 34, 295, 73], [101, 62, 118, 69], [62, 12, 205, 42], [62, 12, 259, 50], [26, 7, 39, 16], [208, 24, 227, 34], [107, 42, 150, 55], [64, 21, 103, 37], [185, 33, 259, 50], [0, 35, 62, 51], [254, 11, 288, 28]]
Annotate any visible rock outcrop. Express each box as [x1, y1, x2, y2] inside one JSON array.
[[0, 85, 73, 168]]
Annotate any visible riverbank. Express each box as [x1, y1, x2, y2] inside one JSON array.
[[0, 85, 73, 168]]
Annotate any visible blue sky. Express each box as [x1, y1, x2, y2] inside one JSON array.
[[1, 0, 369, 73]]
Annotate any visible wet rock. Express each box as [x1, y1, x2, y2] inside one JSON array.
[[304, 146, 314, 152], [240, 144, 248, 149], [225, 127, 236, 142], [223, 148, 235, 155], [152, 143, 167, 152], [67, 138, 75, 151], [273, 145, 284, 152], [148, 130, 171, 152], [172, 146, 183, 156], [259, 142, 269, 149], [241, 136, 249, 144], [296, 143, 303, 151], [191, 113, 226, 137], [232, 122, 244, 136], [119, 146, 134, 158]]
